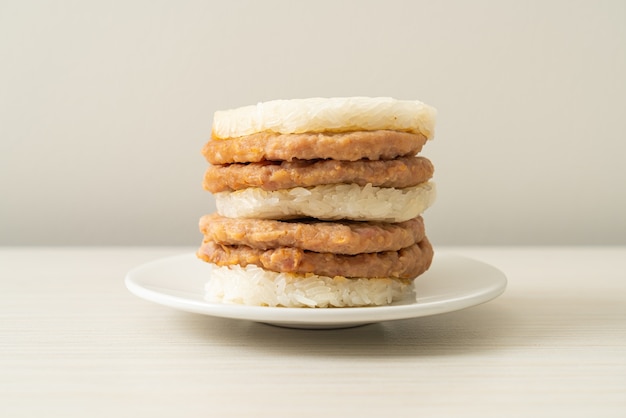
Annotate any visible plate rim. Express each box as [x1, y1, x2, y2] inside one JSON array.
[[125, 252, 507, 327]]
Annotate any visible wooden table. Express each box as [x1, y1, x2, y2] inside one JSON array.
[[2, 247, 625, 417]]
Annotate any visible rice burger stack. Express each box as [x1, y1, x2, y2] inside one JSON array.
[[197, 97, 437, 308]]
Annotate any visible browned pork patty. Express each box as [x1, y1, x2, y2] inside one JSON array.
[[203, 156, 434, 193], [197, 237, 433, 279], [202, 130, 427, 164], [200, 214, 426, 255]]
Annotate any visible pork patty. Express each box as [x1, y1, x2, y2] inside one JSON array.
[[202, 130, 427, 164], [197, 237, 433, 280], [203, 156, 434, 192], [200, 214, 426, 255]]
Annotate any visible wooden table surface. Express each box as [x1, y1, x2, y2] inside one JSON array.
[[1, 246, 625, 417]]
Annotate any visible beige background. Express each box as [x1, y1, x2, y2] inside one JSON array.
[[1, 0, 625, 246]]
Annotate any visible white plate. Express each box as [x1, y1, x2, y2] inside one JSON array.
[[125, 253, 507, 329]]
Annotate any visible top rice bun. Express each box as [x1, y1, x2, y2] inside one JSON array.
[[211, 97, 437, 139]]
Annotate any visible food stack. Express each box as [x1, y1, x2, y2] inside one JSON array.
[[197, 97, 437, 307]]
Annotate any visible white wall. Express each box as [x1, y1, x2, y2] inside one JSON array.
[[1, 0, 625, 246]]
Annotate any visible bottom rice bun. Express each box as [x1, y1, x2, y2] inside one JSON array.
[[206, 264, 416, 308], [197, 97, 439, 308]]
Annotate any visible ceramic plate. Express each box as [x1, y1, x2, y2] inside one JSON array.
[[125, 253, 507, 329]]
